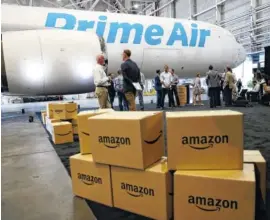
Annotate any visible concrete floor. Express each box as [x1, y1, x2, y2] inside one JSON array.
[[1, 114, 96, 220], [1, 93, 208, 113]]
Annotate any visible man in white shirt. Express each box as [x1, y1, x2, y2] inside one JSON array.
[[93, 54, 111, 109], [160, 65, 173, 109]]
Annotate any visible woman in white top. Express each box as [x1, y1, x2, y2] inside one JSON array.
[[193, 73, 203, 105]]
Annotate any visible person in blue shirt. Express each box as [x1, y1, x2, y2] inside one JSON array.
[[114, 70, 129, 111], [154, 70, 162, 108]]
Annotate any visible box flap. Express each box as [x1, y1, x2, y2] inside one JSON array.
[[175, 164, 255, 182], [89, 111, 163, 120], [70, 153, 94, 162], [52, 122, 71, 126], [166, 110, 243, 118], [244, 154, 266, 163], [146, 157, 168, 174], [244, 150, 262, 156]]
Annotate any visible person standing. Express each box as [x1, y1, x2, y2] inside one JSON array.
[[160, 65, 173, 109], [121, 49, 141, 111], [236, 79, 242, 93], [114, 70, 129, 111], [206, 65, 220, 108], [170, 68, 180, 107], [224, 66, 235, 106], [93, 54, 111, 109], [193, 73, 203, 105], [154, 70, 162, 108], [137, 72, 145, 110], [107, 73, 116, 109]]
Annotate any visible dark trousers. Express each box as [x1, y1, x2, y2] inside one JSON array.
[[161, 88, 173, 108], [224, 86, 232, 106], [216, 87, 221, 106], [118, 91, 129, 111], [171, 85, 180, 106], [209, 87, 218, 108], [156, 89, 162, 108]]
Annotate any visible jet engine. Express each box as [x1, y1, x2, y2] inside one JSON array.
[[1, 29, 107, 95]]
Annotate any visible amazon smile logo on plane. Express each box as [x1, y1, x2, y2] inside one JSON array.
[[77, 173, 102, 185], [188, 196, 238, 211], [121, 183, 155, 197], [182, 135, 229, 150]]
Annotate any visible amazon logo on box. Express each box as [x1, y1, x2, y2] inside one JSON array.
[[89, 111, 164, 170], [167, 110, 244, 170], [111, 159, 173, 220], [52, 121, 74, 144], [53, 102, 78, 120]]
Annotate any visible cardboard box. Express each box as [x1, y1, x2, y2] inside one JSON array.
[[244, 150, 266, 204], [167, 110, 243, 170], [70, 153, 113, 207], [111, 158, 172, 220], [89, 111, 164, 170], [77, 109, 114, 154], [41, 112, 47, 124], [47, 103, 59, 119], [174, 164, 255, 220], [53, 103, 78, 120], [72, 119, 78, 134], [52, 122, 73, 144], [45, 117, 61, 135]]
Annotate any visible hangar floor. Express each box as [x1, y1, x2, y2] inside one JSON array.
[[1, 100, 269, 220]]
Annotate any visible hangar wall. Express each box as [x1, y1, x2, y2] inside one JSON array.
[[159, 0, 270, 55]]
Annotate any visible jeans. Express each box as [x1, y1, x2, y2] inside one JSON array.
[[161, 88, 173, 108], [156, 89, 162, 108], [224, 86, 232, 106], [137, 90, 144, 110], [118, 91, 129, 111], [216, 87, 221, 106], [109, 93, 115, 109], [209, 87, 218, 108], [171, 85, 180, 106]]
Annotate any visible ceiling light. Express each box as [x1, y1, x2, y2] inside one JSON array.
[[133, 4, 139, 9]]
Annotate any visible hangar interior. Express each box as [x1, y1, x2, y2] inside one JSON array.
[[1, 0, 270, 220], [3, 0, 269, 54]]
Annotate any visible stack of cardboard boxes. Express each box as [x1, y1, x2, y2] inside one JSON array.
[[43, 102, 78, 144], [69, 110, 266, 220], [70, 111, 172, 219], [166, 110, 267, 220]]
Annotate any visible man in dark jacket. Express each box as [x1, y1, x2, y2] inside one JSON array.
[[206, 65, 221, 108], [121, 49, 141, 111], [154, 70, 162, 108]]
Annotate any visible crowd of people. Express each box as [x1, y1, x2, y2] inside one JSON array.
[[93, 49, 145, 111], [93, 50, 183, 111], [154, 65, 181, 109], [203, 65, 270, 108], [93, 49, 270, 110]]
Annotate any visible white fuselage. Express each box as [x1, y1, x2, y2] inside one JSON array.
[[1, 4, 246, 95]]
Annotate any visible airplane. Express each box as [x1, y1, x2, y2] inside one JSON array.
[[1, 4, 246, 95]]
